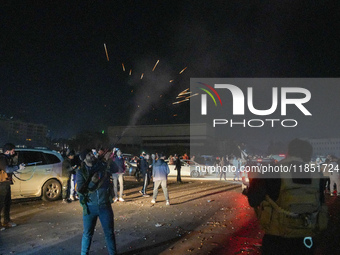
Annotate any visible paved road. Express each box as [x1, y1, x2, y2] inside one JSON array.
[[0, 176, 339, 255]]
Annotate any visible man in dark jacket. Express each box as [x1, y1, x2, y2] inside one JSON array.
[[139, 153, 150, 196], [175, 154, 182, 183], [135, 156, 141, 181], [77, 149, 116, 255], [0, 143, 25, 230], [61, 150, 78, 203]]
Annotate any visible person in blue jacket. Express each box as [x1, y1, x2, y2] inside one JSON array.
[[151, 153, 170, 205]]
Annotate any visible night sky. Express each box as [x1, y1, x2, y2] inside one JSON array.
[[2, 1, 340, 143]]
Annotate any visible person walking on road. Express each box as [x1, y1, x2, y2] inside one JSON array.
[[139, 153, 151, 196], [219, 157, 227, 181], [151, 153, 170, 205], [233, 156, 241, 181], [77, 149, 116, 255], [175, 154, 182, 183]]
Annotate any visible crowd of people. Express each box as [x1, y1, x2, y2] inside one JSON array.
[[2, 140, 338, 254], [129, 152, 184, 185], [212, 155, 246, 181], [59, 143, 339, 254], [59, 148, 192, 203], [59, 147, 177, 254]]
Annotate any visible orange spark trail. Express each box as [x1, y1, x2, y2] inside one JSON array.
[[178, 91, 191, 97], [179, 67, 187, 74], [176, 92, 191, 99], [104, 43, 109, 61], [172, 98, 189, 104], [178, 88, 189, 95], [152, 60, 160, 71]]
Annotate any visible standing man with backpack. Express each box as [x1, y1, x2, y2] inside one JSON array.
[[247, 139, 327, 254]]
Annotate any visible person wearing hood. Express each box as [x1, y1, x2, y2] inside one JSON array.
[[151, 153, 170, 205], [76, 149, 116, 255]]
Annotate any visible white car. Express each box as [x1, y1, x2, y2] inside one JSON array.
[[11, 148, 68, 201], [166, 159, 207, 178]]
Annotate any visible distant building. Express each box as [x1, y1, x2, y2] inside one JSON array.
[[107, 123, 216, 155], [0, 119, 48, 147], [307, 138, 340, 158]]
